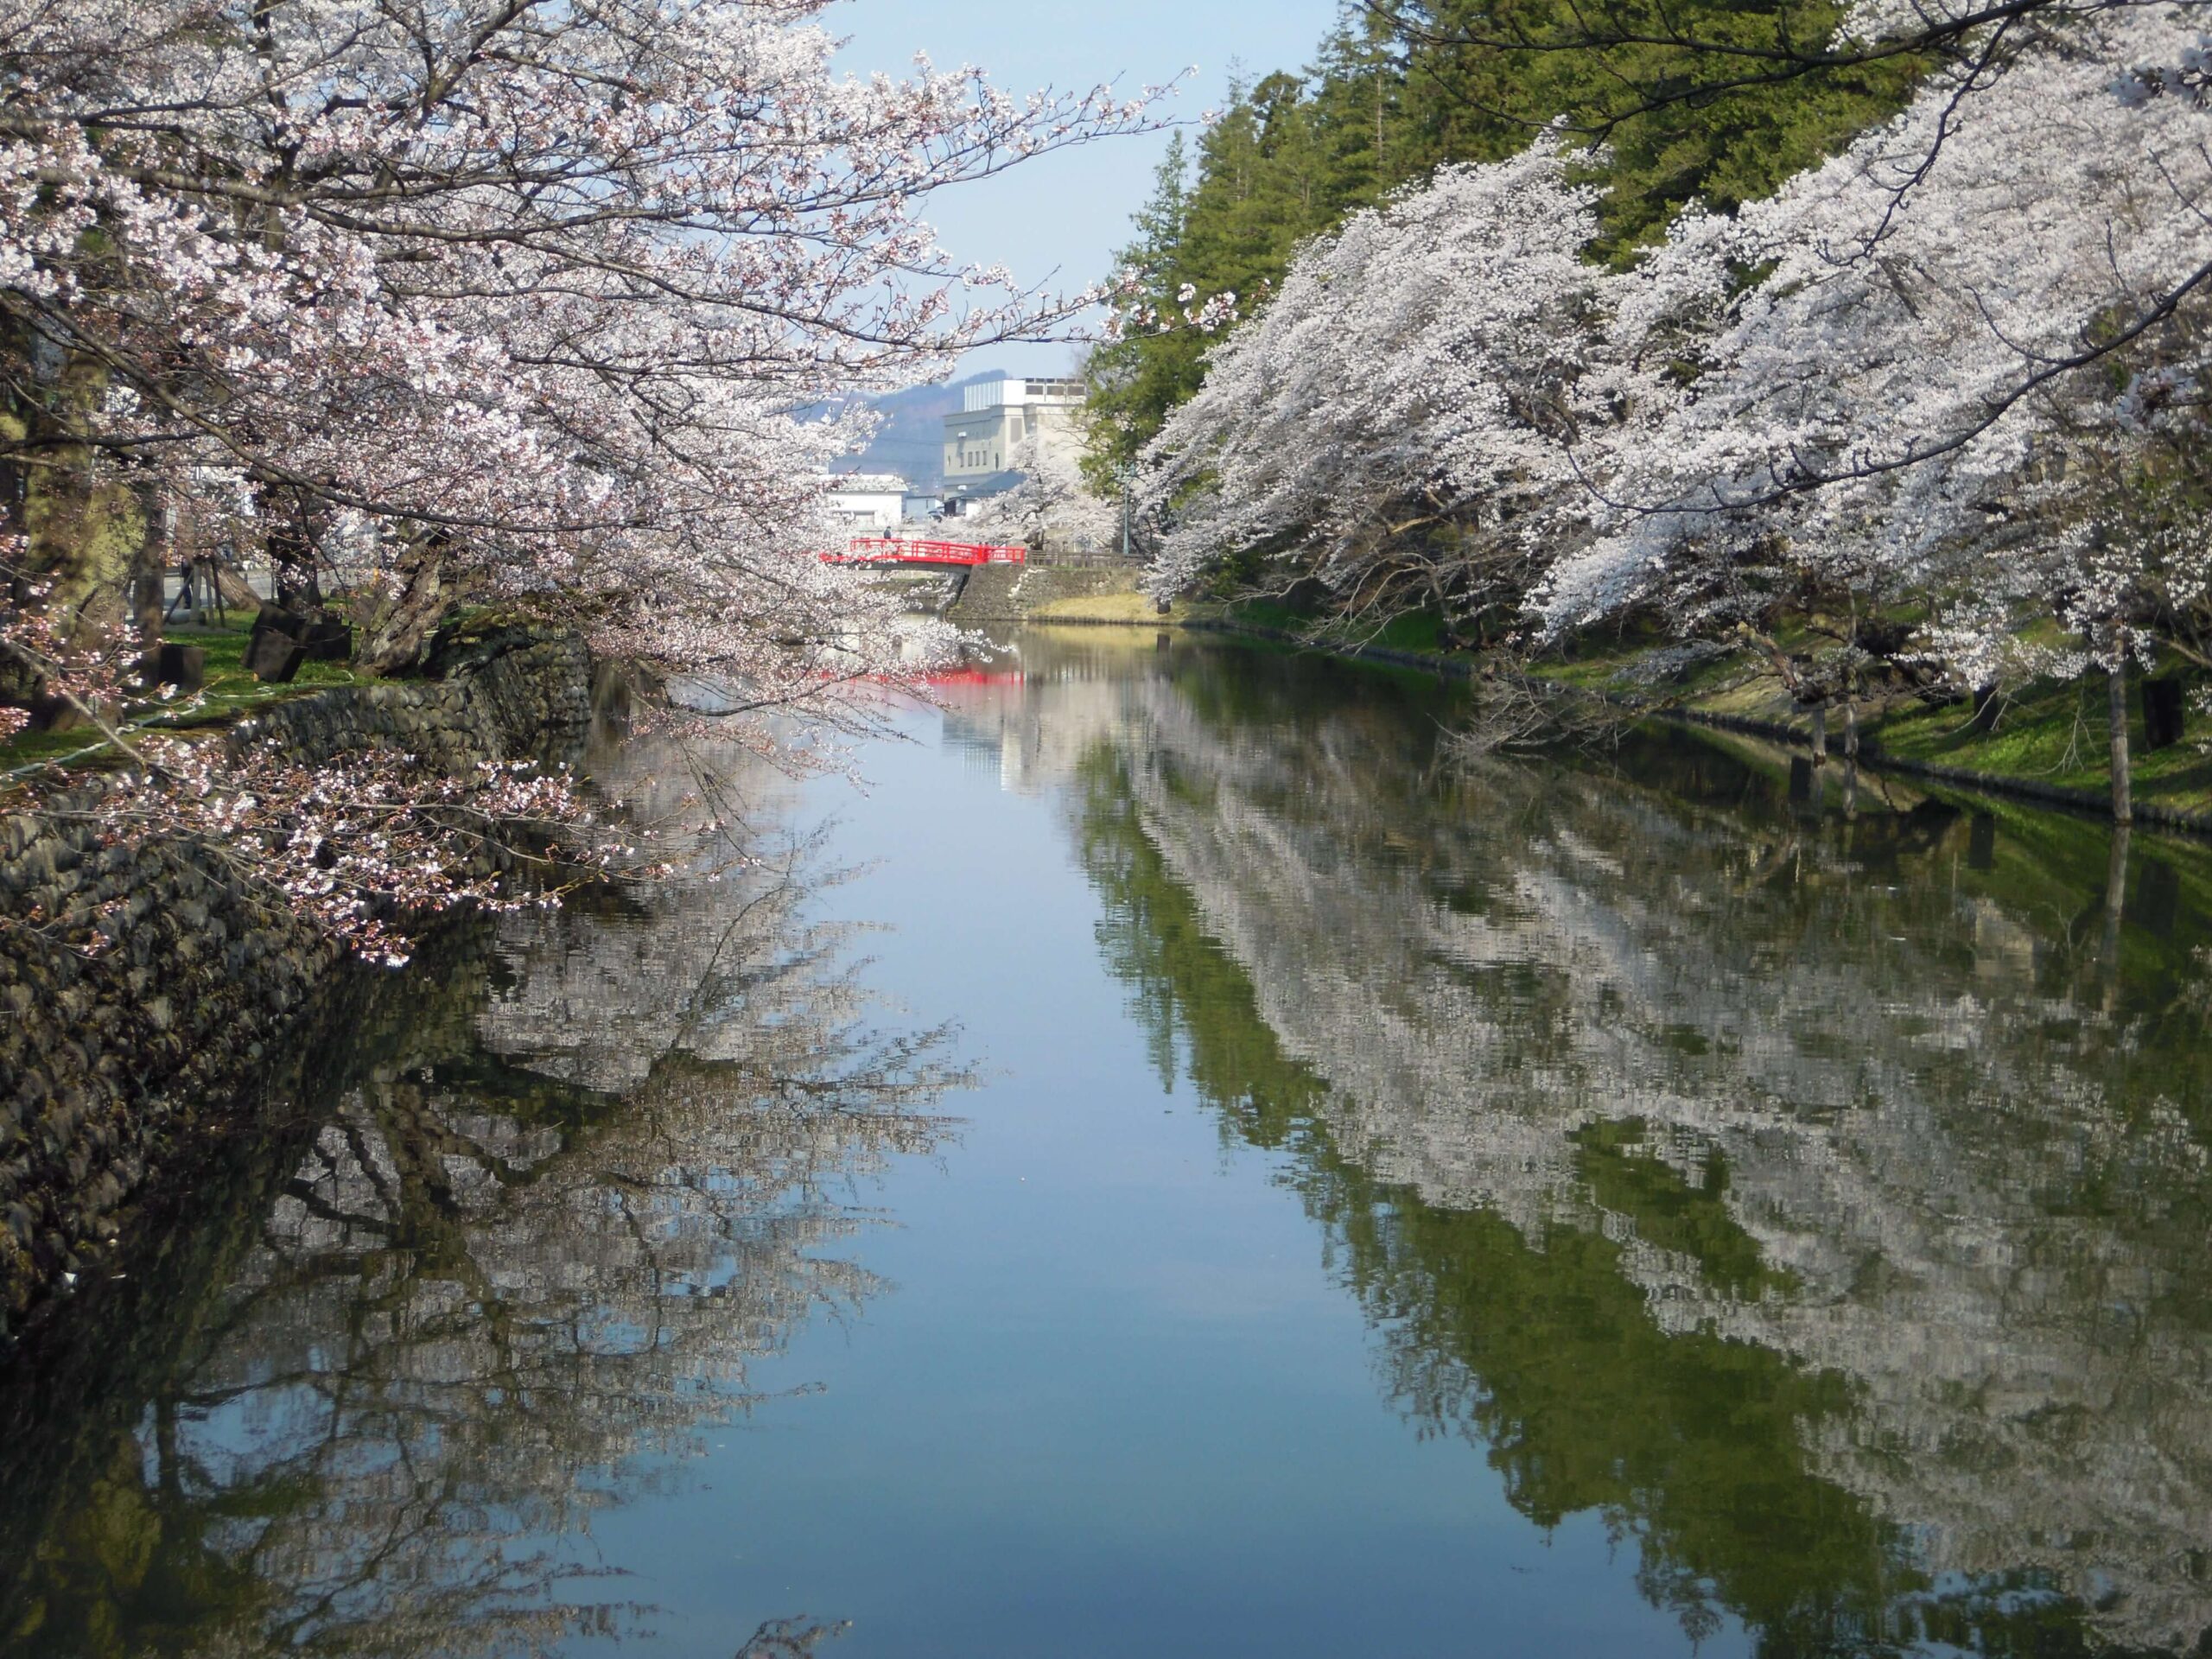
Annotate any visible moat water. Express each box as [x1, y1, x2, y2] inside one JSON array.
[[7, 629, 2212, 1658]]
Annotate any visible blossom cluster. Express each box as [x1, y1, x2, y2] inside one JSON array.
[[955, 429, 1122, 554], [1140, 8, 2212, 685], [1104, 276, 1247, 340]]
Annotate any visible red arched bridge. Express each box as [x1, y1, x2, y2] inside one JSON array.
[[822, 536, 1028, 569]]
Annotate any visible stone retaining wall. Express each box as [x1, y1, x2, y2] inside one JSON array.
[[949, 563, 1141, 623], [0, 625, 594, 1351]]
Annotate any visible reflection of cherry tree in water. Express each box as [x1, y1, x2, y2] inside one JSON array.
[[736, 1618, 850, 1658], [0, 740, 961, 1659], [978, 634, 2212, 1656]]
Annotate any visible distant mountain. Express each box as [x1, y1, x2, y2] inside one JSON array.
[[829, 370, 1007, 490]]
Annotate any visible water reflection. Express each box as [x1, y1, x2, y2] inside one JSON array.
[[944, 630, 2212, 1657], [13, 632, 2212, 1658], [0, 734, 957, 1659]]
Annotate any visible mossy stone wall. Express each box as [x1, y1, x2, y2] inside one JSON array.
[[0, 626, 593, 1351]]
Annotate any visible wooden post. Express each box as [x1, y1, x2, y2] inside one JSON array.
[[2109, 657, 2133, 826]]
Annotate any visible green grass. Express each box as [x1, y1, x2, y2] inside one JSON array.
[[1218, 599, 1447, 655], [1217, 598, 1312, 635], [1867, 675, 2212, 817], [1360, 611, 1446, 654], [0, 621, 367, 784], [0, 724, 120, 776], [1509, 608, 2212, 821], [1528, 648, 1641, 690], [180, 621, 364, 710]]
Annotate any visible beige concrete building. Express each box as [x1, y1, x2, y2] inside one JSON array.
[[942, 378, 1084, 504]]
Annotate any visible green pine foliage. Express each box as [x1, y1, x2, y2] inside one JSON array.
[[1082, 132, 1205, 491], [1402, 0, 1923, 254]]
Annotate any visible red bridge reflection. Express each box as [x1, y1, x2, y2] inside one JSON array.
[[921, 668, 1027, 688]]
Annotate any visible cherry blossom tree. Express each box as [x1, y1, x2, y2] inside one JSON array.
[[0, 0, 1167, 950], [1538, 3, 2212, 812], [955, 424, 1122, 557], [1141, 0, 2212, 818], [1135, 138, 1641, 647]]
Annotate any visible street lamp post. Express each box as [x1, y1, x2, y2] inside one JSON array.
[[1118, 461, 1135, 565]]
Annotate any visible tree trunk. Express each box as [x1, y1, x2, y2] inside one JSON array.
[[1809, 704, 1827, 766], [129, 484, 171, 688], [2108, 659, 2133, 825], [355, 537, 451, 674], [1, 381, 32, 710], [264, 484, 327, 618], [130, 484, 168, 640], [2, 338, 149, 718], [16, 349, 146, 652]]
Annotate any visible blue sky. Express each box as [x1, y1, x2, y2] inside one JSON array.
[[831, 0, 1344, 376]]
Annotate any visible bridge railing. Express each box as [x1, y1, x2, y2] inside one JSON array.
[[826, 537, 1028, 568]]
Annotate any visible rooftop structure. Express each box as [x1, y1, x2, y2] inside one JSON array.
[[962, 378, 1084, 413]]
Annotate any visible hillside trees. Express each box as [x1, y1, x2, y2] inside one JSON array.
[[1089, 19, 1425, 471], [1082, 132, 1204, 484], [1390, 0, 1926, 253], [0, 0, 1163, 951], [1394, 0, 1932, 230], [1087, 59, 1382, 475]]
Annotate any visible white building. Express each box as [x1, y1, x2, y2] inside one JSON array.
[[943, 378, 1084, 502], [822, 473, 909, 535]]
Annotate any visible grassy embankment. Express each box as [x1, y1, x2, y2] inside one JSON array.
[[810, 556, 2209, 823], [1025, 588, 1166, 625], [0, 621, 366, 784], [1529, 624, 2212, 822]]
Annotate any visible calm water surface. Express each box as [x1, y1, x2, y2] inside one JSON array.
[[7, 630, 2212, 1658]]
